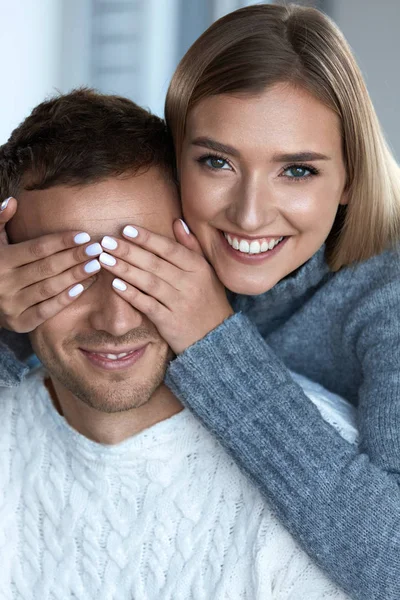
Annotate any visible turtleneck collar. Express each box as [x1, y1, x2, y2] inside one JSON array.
[[229, 244, 332, 323]]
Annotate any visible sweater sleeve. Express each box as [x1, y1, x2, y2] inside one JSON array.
[[165, 313, 400, 600], [0, 330, 29, 387], [352, 278, 400, 474]]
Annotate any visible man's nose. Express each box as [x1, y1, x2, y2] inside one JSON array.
[[226, 173, 279, 232], [87, 271, 143, 337]]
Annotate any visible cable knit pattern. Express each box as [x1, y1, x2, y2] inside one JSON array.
[[0, 368, 351, 600]]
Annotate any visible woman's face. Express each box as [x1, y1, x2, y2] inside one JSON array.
[[179, 83, 348, 294]]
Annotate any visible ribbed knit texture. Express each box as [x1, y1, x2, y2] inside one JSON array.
[[165, 245, 400, 600], [0, 369, 351, 600]]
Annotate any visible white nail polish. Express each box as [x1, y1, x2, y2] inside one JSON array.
[[179, 219, 190, 235], [74, 232, 91, 245], [101, 236, 118, 250], [0, 197, 12, 211], [123, 225, 138, 238], [84, 259, 101, 273], [68, 283, 84, 298], [99, 252, 116, 266], [112, 278, 127, 291], [85, 242, 102, 256]]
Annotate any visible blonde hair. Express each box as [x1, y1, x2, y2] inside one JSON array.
[[165, 3, 400, 269]]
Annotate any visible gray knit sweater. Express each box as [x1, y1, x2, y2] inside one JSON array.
[[1, 245, 400, 599]]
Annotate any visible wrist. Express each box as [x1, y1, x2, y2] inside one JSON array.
[[171, 308, 235, 355]]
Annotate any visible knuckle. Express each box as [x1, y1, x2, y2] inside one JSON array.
[[71, 265, 85, 282], [29, 239, 48, 259], [141, 229, 151, 245], [119, 260, 130, 275], [36, 259, 56, 278], [163, 239, 178, 259], [148, 254, 160, 274], [37, 280, 56, 300], [118, 243, 130, 259], [114, 260, 129, 278], [72, 245, 86, 262], [146, 274, 159, 293], [62, 231, 74, 248], [34, 302, 52, 323], [145, 298, 158, 316], [57, 291, 72, 308]]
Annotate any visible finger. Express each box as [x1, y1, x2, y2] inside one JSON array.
[[2, 230, 94, 270], [14, 242, 102, 290], [99, 253, 174, 307], [14, 277, 96, 333], [0, 197, 17, 246], [16, 259, 101, 314], [100, 238, 181, 286], [121, 225, 201, 271], [111, 277, 170, 323], [172, 219, 205, 257]]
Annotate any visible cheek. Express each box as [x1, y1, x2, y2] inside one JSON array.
[[180, 172, 231, 226], [281, 183, 342, 228], [29, 325, 51, 362], [30, 310, 77, 358]]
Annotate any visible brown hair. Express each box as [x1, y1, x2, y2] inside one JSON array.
[[165, 4, 400, 269], [0, 88, 175, 200]]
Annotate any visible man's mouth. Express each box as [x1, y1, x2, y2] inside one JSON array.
[[87, 350, 136, 361], [80, 345, 149, 371]]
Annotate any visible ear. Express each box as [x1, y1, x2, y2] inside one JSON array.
[[339, 189, 349, 206]]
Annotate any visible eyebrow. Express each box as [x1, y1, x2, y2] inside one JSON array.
[[191, 137, 240, 157], [272, 151, 331, 162], [191, 137, 331, 162]]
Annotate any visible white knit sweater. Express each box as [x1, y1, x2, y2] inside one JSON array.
[[0, 369, 355, 600]]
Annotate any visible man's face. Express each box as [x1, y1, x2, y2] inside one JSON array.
[[10, 168, 181, 413]]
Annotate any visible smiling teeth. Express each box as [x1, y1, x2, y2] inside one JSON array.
[[224, 234, 284, 254], [97, 352, 130, 360]]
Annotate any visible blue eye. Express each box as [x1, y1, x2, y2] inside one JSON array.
[[198, 155, 231, 170], [283, 165, 317, 178]]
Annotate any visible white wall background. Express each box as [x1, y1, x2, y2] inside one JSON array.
[[330, 0, 400, 159], [0, 0, 63, 143]]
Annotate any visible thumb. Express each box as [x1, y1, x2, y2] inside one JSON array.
[[173, 219, 204, 257], [0, 197, 17, 246]]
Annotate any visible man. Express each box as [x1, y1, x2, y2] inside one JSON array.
[[0, 90, 352, 598]]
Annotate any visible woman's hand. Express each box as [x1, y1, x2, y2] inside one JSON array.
[[0, 197, 101, 332], [99, 220, 234, 354]]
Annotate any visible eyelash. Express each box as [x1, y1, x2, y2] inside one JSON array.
[[197, 153, 232, 171], [196, 153, 320, 181]]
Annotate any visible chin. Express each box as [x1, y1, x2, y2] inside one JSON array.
[[220, 273, 278, 296]]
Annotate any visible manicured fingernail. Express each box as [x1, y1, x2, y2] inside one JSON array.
[[85, 242, 102, 256], [68, 283, 84, 298], [84, 259, 101, 273], [123, 225, 138, 238], [99, 252, 116, 266], [0, 197, 12, 211], [179, 219, 190, 235], [74, 232, 91, 245], [112, 278, 127, 291], [101, 236, 118, 250]]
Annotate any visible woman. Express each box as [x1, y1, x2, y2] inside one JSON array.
[[0, 4, 399, 599]]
